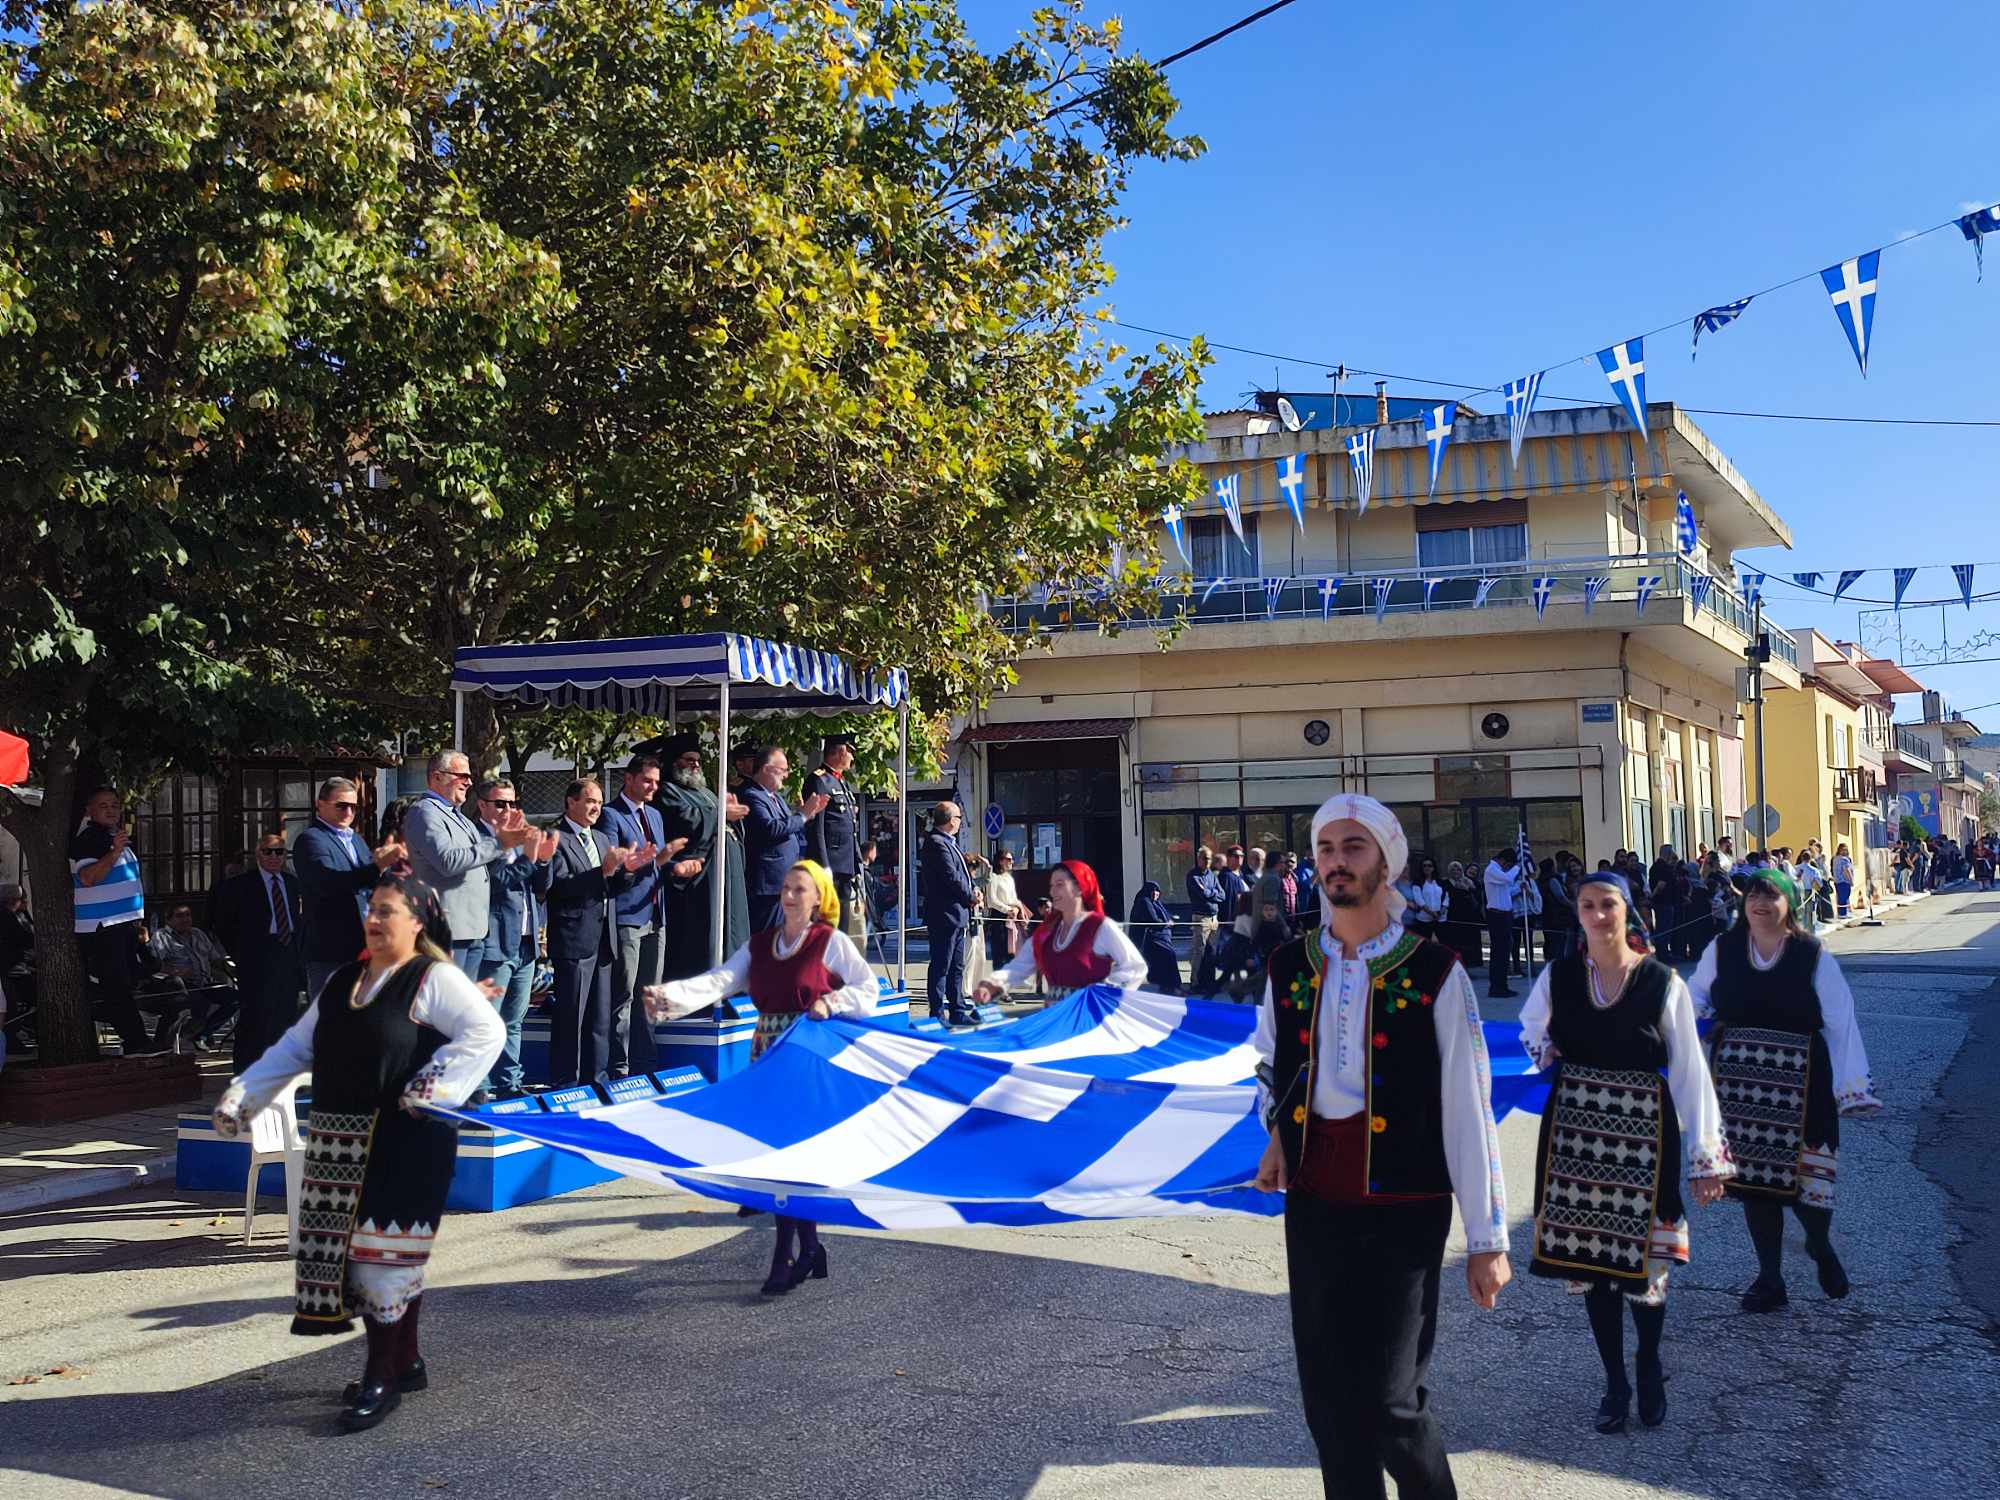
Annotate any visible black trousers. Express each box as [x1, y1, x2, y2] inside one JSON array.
[[79, 923, 151, 1053], [1285, 1190, 1457, 1500], [926, 921, 967, 1018], [551, 951, 613, 1086], [1483, 908, 1515, 991]]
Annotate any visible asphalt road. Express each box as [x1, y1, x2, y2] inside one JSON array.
[[2, 895, 1996, 1499]]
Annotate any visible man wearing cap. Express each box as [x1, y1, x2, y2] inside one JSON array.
[[804, 735, 865, 944], [642, 732, 751, 983], [1253, 792, 1510, 1499]]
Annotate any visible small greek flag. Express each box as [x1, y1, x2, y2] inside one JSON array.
[[1742, 572, 1765, 607], [1274, 453, 1307, 534], [1893, 566, 1917, 608], [1832, 570, 1865, 602], [1582, 575, 1610, 614], [1214, 473, 1243, 543], [1959, 205, 2000, 280], [1320, 576, 1344, 618], [1688, 573, 1714, 613], [1422, 577, 1442, 611], [1822, 252, 1880, 377], [1791, 572, 1822, 590], [1372, 575, 1395, 621], [1200, 575, 1229, 605], [1634, 575, 1662, 615], [1162, 503, 1190, 567], [1474, 576, 1499, 610], [1346, 429, 1377, 514], [1692, 297, 1752, 359], [1674, 490, 1698, 556], [1531, 576, 1555, 619], [1264, 577, 1287, 617], [1956, 564, 1976, 609], [1423, 404, 1455, 497], [1597, 337, 1648, 434], [1503, 373, 1542, 469]]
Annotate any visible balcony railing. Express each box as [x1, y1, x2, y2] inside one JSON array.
[[1833, 767, 1880, 806], [992, 552, 1800, 668], [1889, 726, 1936, 766]]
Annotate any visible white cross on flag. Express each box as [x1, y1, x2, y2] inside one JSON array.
[[1422, 577, 1442, 611], [1674, 490, 1698, 556], [1532, 576, 1555, 618], [1320, 576, 1344, 618], [1474, 576, 1499, 609], [1742, 572, 1765, 607], [1893, 566, 1917, 608], [1582, 575, 1611, 614], [1200, 575, 1229, 605], [1346, 429, 1378, 514], [1274, 453, 1307, 534], [1634, 575, 1662, 615], [1597, 337, 1648, 434], [1688, 573, 1714, 613], [1162, 502, 1190, 567], [1372, 575, 1395, 621], [1821, 251, 1880, 377], [1264, 577, 1287, 617], [1213, 473, 1244, 543], [1503, 373, 1542, 469], [1423, 404, 1455, 497], [1956, 564, 1976, 609]]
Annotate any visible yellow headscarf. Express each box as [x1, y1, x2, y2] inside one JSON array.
[[789, 859, 840, 927]]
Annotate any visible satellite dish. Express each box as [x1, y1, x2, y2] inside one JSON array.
[[1275, 397, 1303, 433]]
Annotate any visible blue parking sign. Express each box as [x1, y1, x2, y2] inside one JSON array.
[[983, 802, 1005, 840]]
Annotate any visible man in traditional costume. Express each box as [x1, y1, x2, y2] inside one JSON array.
[[640, 733, 751, 984], [1253, 794, 1510, 1500]]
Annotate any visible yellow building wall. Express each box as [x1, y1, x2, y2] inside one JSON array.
[[1742, 683, 1874, 854]]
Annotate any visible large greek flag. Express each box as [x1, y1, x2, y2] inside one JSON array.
[[442, 988, 1547, 1230]]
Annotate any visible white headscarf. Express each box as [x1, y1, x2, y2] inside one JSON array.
[[1309, 792, 1410, 926]]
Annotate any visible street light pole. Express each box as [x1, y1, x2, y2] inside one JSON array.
[[1748, 598, 1772, 852]]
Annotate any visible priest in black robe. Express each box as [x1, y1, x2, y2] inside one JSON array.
[[643, 733, 750, 983]]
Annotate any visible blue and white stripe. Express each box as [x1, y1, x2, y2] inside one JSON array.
[[72, 845, 144, 933]]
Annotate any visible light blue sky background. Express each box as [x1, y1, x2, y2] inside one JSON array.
[[965, 0, 2000, 720]]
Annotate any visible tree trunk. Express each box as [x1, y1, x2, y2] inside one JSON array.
[[12, 746, 100, 1065]]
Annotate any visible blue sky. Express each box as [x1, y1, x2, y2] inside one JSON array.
[[964, 0, 2000, 721]]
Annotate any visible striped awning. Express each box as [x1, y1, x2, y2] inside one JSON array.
[[450, 633, 909, 718]]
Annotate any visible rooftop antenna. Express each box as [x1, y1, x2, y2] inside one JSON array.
[[1275, 396, 1303, 433]]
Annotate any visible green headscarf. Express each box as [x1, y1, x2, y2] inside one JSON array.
[[1741, 865, 1800, 910]]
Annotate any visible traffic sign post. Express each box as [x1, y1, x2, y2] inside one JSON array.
[[982, 802, 1005, 842]]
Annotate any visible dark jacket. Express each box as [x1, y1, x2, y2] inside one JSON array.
[[598, 795, 664, 928], [293, 819, 377, 965], [545, 823, 632, 964], [918, 829, 976, 931], [803, 766, 860, 878], [1129, 884, 1181, 992], [736, 781, 806, 901], [212, 868, 304, 989], [1184, 867, 1225, 919], [482, 829, 551, 966]]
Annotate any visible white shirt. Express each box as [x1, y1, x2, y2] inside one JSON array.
[[1400, 880, 1444, 924], [648, 925, 879, 1019], [1252, 922, 1510, 1254], [1688, 935, 1882, 1113], [990, 914, 1149, 993], [1482, 859, 1520, 911], [1518, 960, 1735, 1179]]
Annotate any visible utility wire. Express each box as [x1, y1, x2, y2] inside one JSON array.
[[1153, 0, 1303, 69]]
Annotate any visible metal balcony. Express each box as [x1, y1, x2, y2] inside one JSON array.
[[1833, 767, 1880, 808]]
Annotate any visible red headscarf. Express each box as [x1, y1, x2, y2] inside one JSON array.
[[1033, 859, 1107, 977], [1051, 859, 1104, 916]]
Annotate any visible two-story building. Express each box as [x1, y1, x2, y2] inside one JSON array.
[[1895, 693, 1986, 845], [962, 398, 1799, 911]]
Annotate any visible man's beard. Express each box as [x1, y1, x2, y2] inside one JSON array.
[[1323, 858, 1387, 908], [673, 766, 707, 791]]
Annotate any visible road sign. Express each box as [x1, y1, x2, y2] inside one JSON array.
[[1743, 803, 1780, 837], [982, 802, 1005, 840]]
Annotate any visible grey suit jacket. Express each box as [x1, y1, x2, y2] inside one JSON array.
[[402, 793, 501, 944]]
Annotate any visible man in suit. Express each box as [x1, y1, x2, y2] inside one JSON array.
[[804, 735, 864, 943], [597, 755, 671, 1078], [294, 776, 405, 1001], [640, 732, 751, 982], [403, 748, 533, 970], [545, 778, 651, 1087], [918, 802, 978, 1026], [475, 777, 557, 1099], [214, 832, 307, 1071], [736, 746, 829, 932]]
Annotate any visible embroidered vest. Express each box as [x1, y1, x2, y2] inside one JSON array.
[[746, 924, 837, 1015], [1267, 930, 1457, 1198], [1546, 953, 1673, 1071], [1033, 912, 1111, 990]]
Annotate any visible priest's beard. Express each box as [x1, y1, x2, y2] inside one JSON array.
[[673, 766, 708, 793], [1323, 854, 1388, 908]]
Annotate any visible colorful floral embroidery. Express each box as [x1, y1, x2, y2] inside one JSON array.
[[1369, 1115, 1387, 1134], [1292, 1105, 1308, 1125], [1372, 1031, 1387, 1049]]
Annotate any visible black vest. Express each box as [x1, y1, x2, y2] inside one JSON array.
[[1706, 925, 1837, 1149], [1268, 929, 1458, 1196], [310, 957, 448, 1114], [1546, 952, 1673, 1071]]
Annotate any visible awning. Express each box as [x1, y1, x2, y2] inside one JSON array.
[[0, 730, 27, 786], [959, 717, 1130, 745], [450, 633, 908, 718], [1859, 659, 1925, 696]]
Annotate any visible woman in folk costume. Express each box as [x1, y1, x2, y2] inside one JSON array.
[[1688, 865, 1881, 1313], [973, 859, 1147, 1003], [642, 859, 876, 1297], [1519, 872, 1733, 1433], [212, 875, 504, 1433]]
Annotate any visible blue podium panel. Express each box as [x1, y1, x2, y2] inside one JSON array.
[[541, 1083, 603, 1112], [176, 1112, 292, 1196], [520, 1002, 756, 1085]]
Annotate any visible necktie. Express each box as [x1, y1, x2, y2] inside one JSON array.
[[270, 875, 291, 943]]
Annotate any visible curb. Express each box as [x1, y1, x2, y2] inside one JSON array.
[[0, 1151, 177, 1216]]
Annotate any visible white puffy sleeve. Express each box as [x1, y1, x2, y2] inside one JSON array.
[[1686, 938, 1720, 1019], [1517, 965, 1558, 1070], [218, 1003, 320, 1123], [989, 939, 1043, 993], [1095, 917, 1150, 989], [1661, 973, 1734, 1178], [1433, 959, 1509, 1255], [1815, 949, 1882, 1114], [643, 944, 753, 1021], [817, 929, 880, 1018], [402, 963, 506, 1110]]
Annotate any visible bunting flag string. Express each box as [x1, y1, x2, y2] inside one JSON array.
[[1742, 572, 1765, 607], [1200, 575, 1228, 606], [1833, 570, 1865, 602], [1691, 297, 1752, 359], [1675, 490, 1699, 556], [1634, 575, 1662, 615], [1162, 503, 1190, 567], [1214, 473, 1243, 543], [1687, 573, 1714, 614], [1422, 577, 1442, 611], [1346, 429, 1377, 513], [1274, 453, 1307, 535], [1893, 566, 1918, 607], [1263, 577, 1286, 618], [1581, 575, 1610, 614], [1791, 572, 1821, 590], [1423, 403, 1455, 497], [1597, 337, 1648, 433], [1371, 575, 1395, 622], [1961, 204, 2000, 280], [1320, 576, 1344, 618], [1503, 373, 1541, 468], [1822, 252, 1880, 377], [1531, 576, 1555, 619], [1956, 564, 1976, 609], [1474, 576, 1499, 609]]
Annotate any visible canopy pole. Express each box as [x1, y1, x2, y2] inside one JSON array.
[[896, 700, 909, 993], [453, 690, 465, 753], [667, 686, 678, 728], [711, 677, 730, 968]]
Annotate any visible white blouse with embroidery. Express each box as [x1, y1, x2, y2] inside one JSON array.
[[1688, 935, 1883, 1114], [644, 926, 878, 1020], [989, 914, 1149, 993]]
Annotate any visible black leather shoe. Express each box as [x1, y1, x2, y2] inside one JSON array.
[[786, 1243, 828, 1289], [1595, 1382, 1631, 1434], [1740, 1280, 1789, 1313], [759, 1262, 794, 1298], [343, 1359, 427, 1406], [339, 1381, 402, 1431], [1815, 1252, 1850, 1299], [1636, 1362, 1667, 1427]]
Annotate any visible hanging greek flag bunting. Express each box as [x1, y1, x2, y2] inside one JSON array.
[[1792, 572, 1822, 590], [1674, 490, 1698, 555], [1688, 573, 1714, 613], [1422, 577, 1442, 610], [1423, 404, 1455, 496], [1274, 453, 1307, 534], [1503, 373, 1542, 468], [1956, 564, 1976, 608], [1320, 576, 1344, 618], [1822, 251, 1880, 377], [1692, 297, 1753, 359], [1214, 472, 1244, 543], [1372, 575, 1395, 621], [1582, 575, 1610, 614], [1961, 205, 2000, 280], [1264, 577, 1287, 618], [1597, 337, 1648, 434], [1346, 429, 1377, 514], [1743, 572, 1765, 607], [1893, 567, 1918, 608], [1200, 575, 1229, 605], [1532, 576, 1555, 618], [1162, 503, 1190, 567], [1634, 575, 1662, 615], [1474, 576, 1500, 609], [1832, 570, 1866, 602]]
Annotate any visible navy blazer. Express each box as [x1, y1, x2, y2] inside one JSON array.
[[736, 781, 805, 900], [213, 868, 305, 978], [294, 819, 376, 964], [803, 766, 860, 878], [597, 795, 663, 928], [918, 829, 976, 931], [544, 823, 631, 964], [481, 824, 551, 966]]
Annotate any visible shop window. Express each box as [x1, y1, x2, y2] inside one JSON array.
[[1416, 523, 1527, 570], [1437, 755, 1508, 802]]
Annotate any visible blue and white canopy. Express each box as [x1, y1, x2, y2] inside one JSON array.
[[449, 632, 909, 718], [440, 987, 1549, 1230]]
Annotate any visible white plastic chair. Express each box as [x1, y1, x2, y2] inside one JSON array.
[[243, 1077, 306, 1252]]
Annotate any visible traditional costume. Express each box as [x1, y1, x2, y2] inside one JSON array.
[[1519, 871, 1733, 1431], [1689, 868, 1880, 1312], [1254, 794, 1507, 1500], [644, 860, 875, 1295], [985, 860, 1147, 1000]]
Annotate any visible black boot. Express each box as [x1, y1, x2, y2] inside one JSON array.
[[1631, 1299, 1667, 1427], [1794, 1204, 1849, 1298], [339, 1316, 404, 1432], [787, 1221, 829, 1289], [1740, 1199, 1789, 1312], [760, 1217, 798, 1297], [1584, 1284, 1630, 1433], [343, 1297, 428, 1405]]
